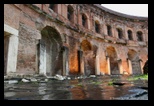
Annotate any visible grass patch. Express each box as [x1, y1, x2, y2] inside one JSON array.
[[128, 74, 148, 81], [76, 83, 83, 86], [107, 79, 117, 86], [108, 81, 113, 86]]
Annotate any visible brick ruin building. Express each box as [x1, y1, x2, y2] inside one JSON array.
[[4, 4, 148, 76]]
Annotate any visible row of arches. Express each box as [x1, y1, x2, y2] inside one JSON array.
[[49, 4, 145, 42], [38, 26, 143, 76], [4, 25, 143, 76], [116, 28, 143, 41]]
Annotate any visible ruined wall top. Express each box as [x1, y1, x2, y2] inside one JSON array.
[[93, 4, 148, 21], [5, 4, 148, 45]]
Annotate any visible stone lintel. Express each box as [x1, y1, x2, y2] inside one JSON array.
[[4, 24, 18, 36]]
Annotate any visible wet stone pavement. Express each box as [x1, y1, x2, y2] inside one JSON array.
[[4, 75, 148, 100]]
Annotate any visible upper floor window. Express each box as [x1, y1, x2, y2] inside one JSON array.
[[95, 21, 100, 33], [82, 14, 88, 28], [49, 4, 57, 12], [67, 5, 74, 22], [137, 31, 143, 41], [107, 25, 112, 36], [117, 28, 123, 39], [128, 30, 133, 40]]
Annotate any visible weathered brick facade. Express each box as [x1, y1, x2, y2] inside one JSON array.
[[4, 4, 148, 76]]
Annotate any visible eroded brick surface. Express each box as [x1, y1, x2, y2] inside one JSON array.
[[4, 4, 148, 76]]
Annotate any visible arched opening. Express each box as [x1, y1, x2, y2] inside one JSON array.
[[95, 20, 100, 33], [106, 46, 119, 75], [67, 5, 74, 22], [137, 31, 143, 41], [128, 30, 133, 40], [128, 49, 142, 74], [117, 28, 123, 39], [49, 4, 57, 13], [107, 25, 112, 36], [82, 14, 88, 28], [81, 40, 95, 76], [81, 40, 92, 51], [40, 26, 63, 76]]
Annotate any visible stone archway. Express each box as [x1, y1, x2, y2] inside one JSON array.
[[127, 49, 141, 74], [106, 46, 119, 75], [39, 26, 63, 76], [81, 40, 96, 76]]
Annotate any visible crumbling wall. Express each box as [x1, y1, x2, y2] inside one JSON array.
[[4, 4, 148, 76], [17, 23, 40, 75]]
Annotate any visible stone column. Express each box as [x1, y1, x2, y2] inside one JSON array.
[[123, 26, 128, 40], [6, 34, 19, 74], [95, 55, 100, 75], [133, 28, 138, 41], [139, 59, 143, 74], [78, 50, 84, 75], [113, 25, 117, 38], [39, 40, 46, 76], [103, 24, 107, 36], [127, 59, 133, 74], [106, 56, 110, 75], [62, 46, 69, 76], [117, 59, 123, 74]]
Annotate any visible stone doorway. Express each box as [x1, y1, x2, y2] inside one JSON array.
[[128, 49, 141, 74], [4, 33, 9, 75], [4, 24, 19, 76], [39, 26, 63, 76], [106, 46, 119, 75], [81, 40, 95, 76]]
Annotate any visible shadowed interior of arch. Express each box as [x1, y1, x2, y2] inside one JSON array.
[[106, 46, 119, 75], [80, 40, 96, 76], [128, 49, 141, 74], [40, 26, 63, 76]]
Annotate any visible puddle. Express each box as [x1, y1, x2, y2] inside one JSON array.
[[4, 75, 148, 100]]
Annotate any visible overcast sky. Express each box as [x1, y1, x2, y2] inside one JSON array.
[[101, 4, 148, 17]]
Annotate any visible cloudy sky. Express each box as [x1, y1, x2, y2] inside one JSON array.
[[101, 4, 148, 17]]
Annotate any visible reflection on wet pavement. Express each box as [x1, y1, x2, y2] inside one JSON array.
[[4, 75, 148, 100]]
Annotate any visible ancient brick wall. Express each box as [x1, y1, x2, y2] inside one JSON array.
[[4, 4, 148, 76], [4, 4, 21, 30], [17, 23, 40, 75]]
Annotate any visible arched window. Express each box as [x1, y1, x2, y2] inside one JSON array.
[[117, 28, 123, 39], [82, 14, 87, 28], [137, 31, 143, 41], [67, 5, 74, 22], [49, 4, 57, 12], [128, 30, 133, 40], [95, 21, 100, 33], [107, 25, 112, 36]]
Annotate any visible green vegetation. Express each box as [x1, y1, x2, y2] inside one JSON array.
[[128, 74, 148, 81], [17, 81, 23, 84], [75, 80, 103, 86], [107, 78, 119, 86], [77, 83, 83, 86], [91, 81, 102, 85], [108, 81, 113, 86]]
